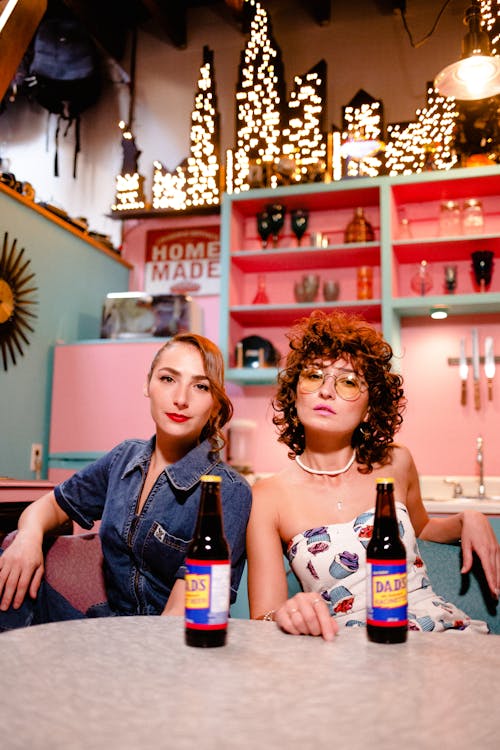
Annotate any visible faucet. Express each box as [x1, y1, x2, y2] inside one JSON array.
[[444, 478, 463, 498], [476, 436, 486, 499]]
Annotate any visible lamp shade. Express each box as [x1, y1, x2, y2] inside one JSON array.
[[434, 54, 500, 100]]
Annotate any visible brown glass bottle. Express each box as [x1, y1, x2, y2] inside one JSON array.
[[344, 207, 375, 243], [185, 475, 230, 647], [366, 478, 408, 644]]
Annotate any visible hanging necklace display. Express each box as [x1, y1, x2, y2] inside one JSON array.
[[295, 451, 356, 477]]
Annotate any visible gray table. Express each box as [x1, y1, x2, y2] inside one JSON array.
[[0, 616, 497, 749]]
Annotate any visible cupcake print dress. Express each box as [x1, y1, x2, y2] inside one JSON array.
[[286, 503, 489, 633]]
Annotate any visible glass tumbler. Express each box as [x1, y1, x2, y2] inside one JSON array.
[[438, 200, 461, 237], [462, 198, 484, 235]]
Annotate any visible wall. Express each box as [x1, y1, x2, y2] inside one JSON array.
[[0, 185, 130, 480], [398, 316, 500, 477], [0, 1, 469, 248]]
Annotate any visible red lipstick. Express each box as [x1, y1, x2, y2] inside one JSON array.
[[166, 413, 189, 423]]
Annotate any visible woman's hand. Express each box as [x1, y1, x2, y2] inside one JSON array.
[[460, 510, 500, 598], [274, 592, 338, 641], [0, 531, 44, 611]]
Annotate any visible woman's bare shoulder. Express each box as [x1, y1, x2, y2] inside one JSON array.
[[388, 443, 416, 471], [251, 468, 294, 502]]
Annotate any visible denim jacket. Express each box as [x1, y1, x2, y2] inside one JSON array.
[[54, 438, 252, 615]]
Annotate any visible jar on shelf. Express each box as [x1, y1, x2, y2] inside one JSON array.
[[438, 200, 461, 236], [344, 207, 374, 243], [357, 266, 373, 300], [462, 198, 484, 235]]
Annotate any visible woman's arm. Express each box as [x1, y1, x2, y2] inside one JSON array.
[[246, 478, 289, 620], [162, 578, 186, 616], [247, 477, 337, 640], [0, 491, 70, 610], [403, 448, 500, 599], [419, 511, 500, 598]]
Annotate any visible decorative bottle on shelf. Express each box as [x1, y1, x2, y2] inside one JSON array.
[[366, 478, 408, 644], [252, 274, 270, 304], [185, 475, 230, 648], [344, 207, 374, 243], [357, 266, 373, 300]]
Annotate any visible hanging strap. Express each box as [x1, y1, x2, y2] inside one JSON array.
[[54, 115, 62, 177], [53, 115, 80, 178], [73, 115, 81, 179]]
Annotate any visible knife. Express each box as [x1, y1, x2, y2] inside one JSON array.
[[459, 338, 468, 406], [472, 328, 480, 410], [485, 336, 495, 401]]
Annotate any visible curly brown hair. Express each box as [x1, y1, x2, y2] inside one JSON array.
[[273, 310, 406, 472], [148, 332, 233, 453]]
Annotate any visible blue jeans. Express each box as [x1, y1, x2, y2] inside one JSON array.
[[0, 579, 85, 632]]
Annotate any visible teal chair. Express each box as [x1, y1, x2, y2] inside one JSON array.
[[418, 537, 499, 634], [232, 518, 500, 633]]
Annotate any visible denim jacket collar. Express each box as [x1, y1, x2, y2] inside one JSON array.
[[122, 437, 220, 491]]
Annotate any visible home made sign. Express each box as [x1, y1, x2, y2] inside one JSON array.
[[144, 226, 220, 296]]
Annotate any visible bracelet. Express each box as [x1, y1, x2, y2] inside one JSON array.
[[256, 609, 275, 621]]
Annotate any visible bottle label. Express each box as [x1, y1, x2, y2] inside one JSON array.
[[185, 559, 230, 630], [366, 558, 407, 627]]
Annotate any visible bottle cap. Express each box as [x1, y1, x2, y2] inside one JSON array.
[[376, 477, 394, 484], [201, 475, 222, 483]]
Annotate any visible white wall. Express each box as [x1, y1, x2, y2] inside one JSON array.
[[0, 0, 469, 249]]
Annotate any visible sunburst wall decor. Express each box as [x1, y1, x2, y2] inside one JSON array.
[[0, 232, 38, 371]]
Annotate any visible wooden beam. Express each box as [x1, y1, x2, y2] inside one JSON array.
[[140, 0, 187, 49], [0, 0, 47, 102]]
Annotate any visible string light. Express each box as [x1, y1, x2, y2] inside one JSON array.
[[111, 121, 146, 212], [480, 0, 500, 50], [340, 92, 384, 178], [114, 46, 221, 215], [232, 0, 285, 191], [385, 84, 458, 175], [281, 60, 327, 183]]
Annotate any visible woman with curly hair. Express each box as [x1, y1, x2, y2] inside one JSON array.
[[0, 333, 251, 628], [247, 311, 498, 638]]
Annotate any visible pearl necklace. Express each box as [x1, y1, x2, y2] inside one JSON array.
[[295, 451, 356, 477]]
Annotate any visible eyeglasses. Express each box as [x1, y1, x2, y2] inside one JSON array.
[[298, 368, 366, 400]]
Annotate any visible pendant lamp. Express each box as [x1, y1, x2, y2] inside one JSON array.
[[434, 1, 500, 101]]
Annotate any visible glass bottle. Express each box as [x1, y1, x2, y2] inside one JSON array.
[[185, 475, 230, 648], [366, 478, 408, 644], [344, 207, 375, 243], [410, 260, 433, 296], [397, 207, 412, 239], [252, 274, 270, 304], [357, 266, 373, 300]]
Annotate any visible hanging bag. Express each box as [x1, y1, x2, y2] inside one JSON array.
[[29, 16, 101, 177]]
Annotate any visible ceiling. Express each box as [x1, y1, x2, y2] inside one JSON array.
[[61, 0, 339, 58], [62, 0, 407, 58]]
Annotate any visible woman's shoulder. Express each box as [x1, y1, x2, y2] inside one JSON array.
[[385, 443, 415, 471], [251, 468, 295, 503]]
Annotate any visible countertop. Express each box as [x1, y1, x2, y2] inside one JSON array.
[[0, 616, 497, 750], [0, 479, 54, 504]]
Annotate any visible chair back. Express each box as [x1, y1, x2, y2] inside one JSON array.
[[1, 531, 106, 613]]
